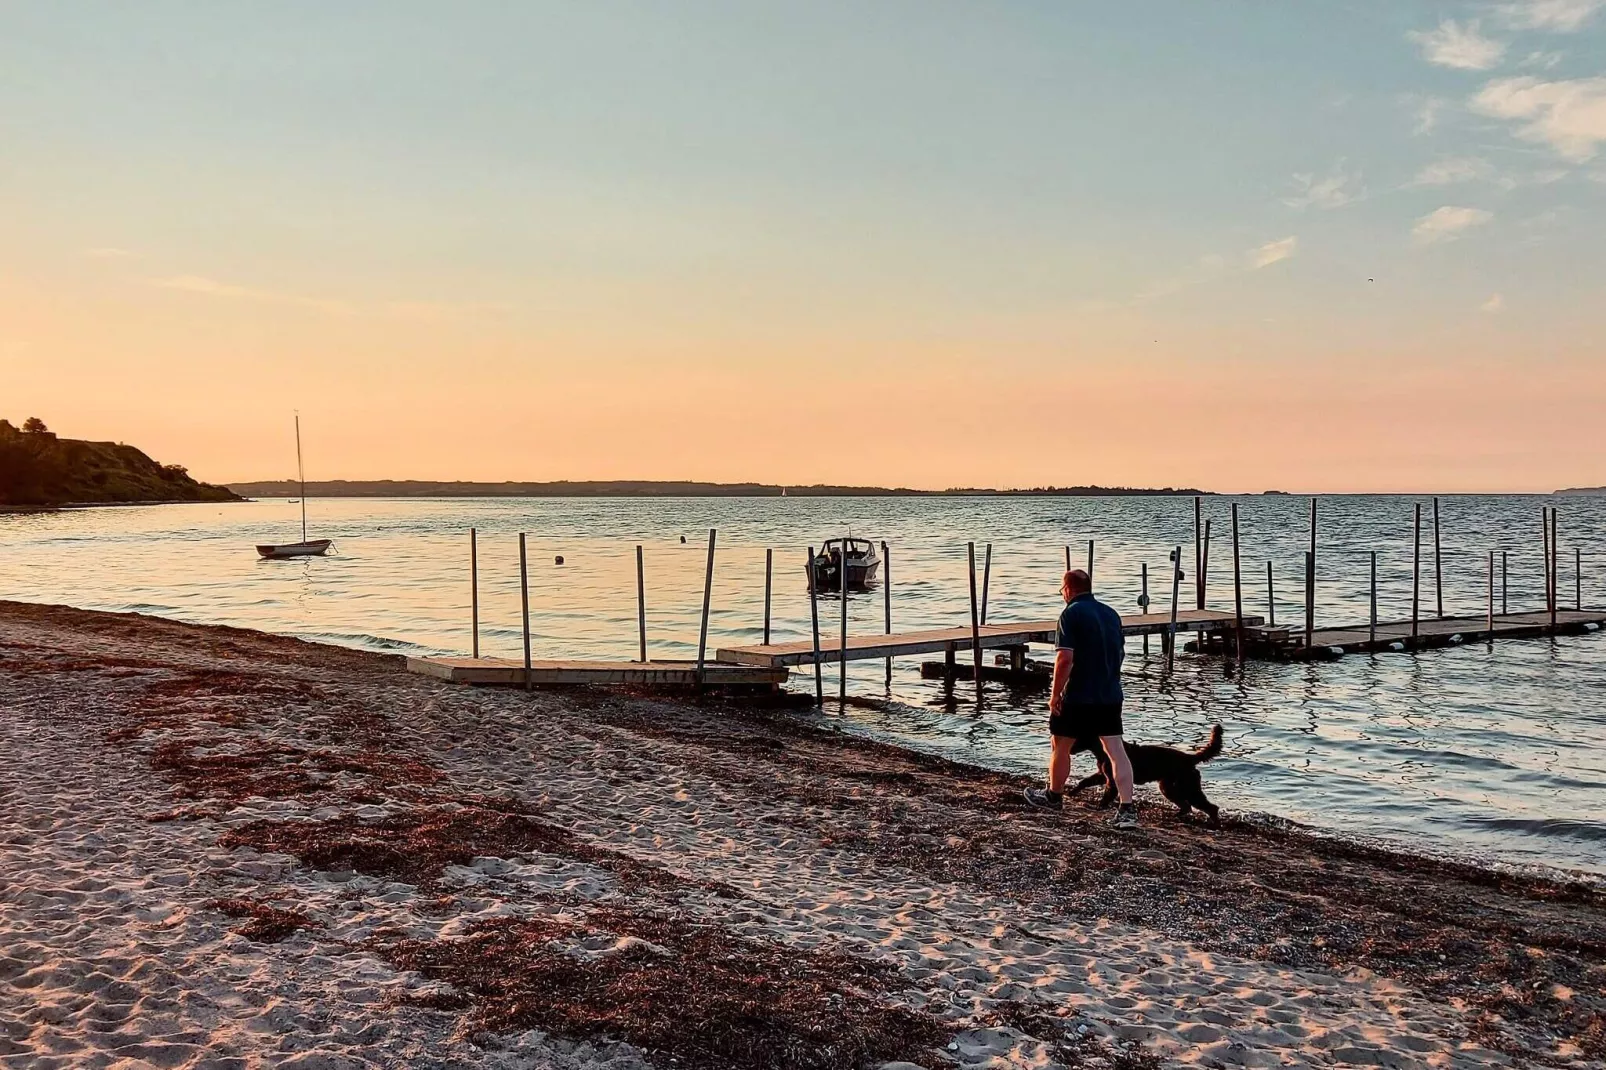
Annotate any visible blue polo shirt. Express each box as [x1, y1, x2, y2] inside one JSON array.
[[1055, 593, 1125, 706]]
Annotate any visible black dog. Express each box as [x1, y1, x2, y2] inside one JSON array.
[[1067, 724, 1224, 826]]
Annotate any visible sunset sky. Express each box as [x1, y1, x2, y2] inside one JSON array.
[[2, 2, 1603, 492]]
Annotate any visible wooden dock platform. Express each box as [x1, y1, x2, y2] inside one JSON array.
[[406, 656, 788, 687], [1210, 608, 1606, 660], [716, 609, 1261, 668]]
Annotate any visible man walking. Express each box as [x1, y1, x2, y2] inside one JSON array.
[[1024, 568, 1138, 828]]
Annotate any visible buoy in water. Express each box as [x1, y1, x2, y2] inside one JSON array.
[[1448, 634, 1464, 644], [1585, 623, 1600, 632], [1387, 641, 1407, 652], [680, 536, 687, 544], [554, 555, 564, 565], [1329, 646, 1345, 657]]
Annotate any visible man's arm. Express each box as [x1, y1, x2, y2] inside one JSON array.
[[1049, 647, 1073, 715]]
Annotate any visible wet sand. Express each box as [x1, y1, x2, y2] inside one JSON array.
[[1, 601, 1601, 1069]]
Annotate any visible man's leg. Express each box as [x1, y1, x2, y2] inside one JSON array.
[[1099, 735, 1134, 805], [1048, 734, 1074, 793]]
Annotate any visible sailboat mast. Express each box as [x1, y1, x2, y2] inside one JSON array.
[[295, 413, 307, 543]]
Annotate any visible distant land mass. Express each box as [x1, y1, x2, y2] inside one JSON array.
[[0, 418, 240, 508], [1556, 486, 1605, 495], [227, 479, 1214, 498]]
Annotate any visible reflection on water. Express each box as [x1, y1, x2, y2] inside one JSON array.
[[1, 494, 1602, 876]]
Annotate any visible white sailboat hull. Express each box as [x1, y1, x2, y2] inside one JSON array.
[[256, 539, 332, 560]]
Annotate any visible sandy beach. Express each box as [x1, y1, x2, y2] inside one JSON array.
[[1, 601, 1601, 1069]]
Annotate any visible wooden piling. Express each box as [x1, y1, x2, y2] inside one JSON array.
[[1369, 551, 1377, 647], [1502, 550, 1508, 615], [696, 528, 716, 688], [1064, 545, 1071, 572], [807, 547, 823, 705], [839, 534, 849, 702], [1412, 503, 1422, 640], [762, 548, 773, 646], [1304, 551, 1315, 650], [1542, 507, 1552, 619], [1141, 563, 1150, 655], [980, 543, 993, 626], [1487, 549, 1494, 639], [1087, 539, 1094, 588], [967, 542, 982, 685], [1201, 519, 1212, 610], [518, 533, 532, 691], [882, 541, 892, 685], [1167, 546, 1183, 672], [1550, 508, 1559, 627], [1433, 497, 1444, 619], [1194, 498, 1204, 610], [1577, 546, 1583, 611], [1266, 561, 1276, 628], [470, 528, 479, 659], [635, 544, 647, 662], [1230, 503, 1244, 667]]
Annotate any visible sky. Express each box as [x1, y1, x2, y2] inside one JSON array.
[[2, 1, 1604, 493]]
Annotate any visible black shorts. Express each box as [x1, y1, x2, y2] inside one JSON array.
[[1050, 702, 1123, 741]]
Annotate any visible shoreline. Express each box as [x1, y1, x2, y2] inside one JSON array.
[[2, 601, 1602, 1067]]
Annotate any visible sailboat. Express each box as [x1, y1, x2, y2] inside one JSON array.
[[255, 414, 332, 560]]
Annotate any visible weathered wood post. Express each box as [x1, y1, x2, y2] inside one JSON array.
[[1550, 509, 1559, 627], [635, 544, 647, 662], [1201, 519, 1212, 611], [1231, 503, 1244, 667], [967, 542, 982, 685], [980, 543, 993, 626], [1487, 549, 1495, 640], [881, 541, 892, 685], [1542, 507, 1552, 620], [1064, 545, 1071, 571], [1433, 497, 1444, 619], [518, 532, 532, 690], [839, 535, 849, 703], [1086, 539, 1095, 588], [1502, 550, 1508, 616], [762, 548, 773, 646], [806, 547, 823, 705], [470, 527, 480, 659], [1167, 545, 1183, 672], [1194, 498, 1204, 610], [1369, 551, 1377, 647], [696, 528, 716, 688], [1412, 503, 1422, 641], [1304, 551, 1315, 650], [1141, 563, 1150, 656], [1266, 561, 1276, 628], [1577, 547, 1583, 611]]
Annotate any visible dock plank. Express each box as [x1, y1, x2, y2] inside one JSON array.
[[407, 657, 787, 687], [716, 609, 1261, 668]]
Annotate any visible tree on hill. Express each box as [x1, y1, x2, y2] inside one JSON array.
[[22, 417, 49, 434]]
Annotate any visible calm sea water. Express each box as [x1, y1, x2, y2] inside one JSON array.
[[2, 494, 1603, 877]]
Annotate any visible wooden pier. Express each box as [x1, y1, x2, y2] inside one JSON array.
[[407, 656, 787, 687], [716, 609, 1260, 670], [1202, 608, 1606, 660]]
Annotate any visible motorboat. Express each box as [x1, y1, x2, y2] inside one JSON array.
[[807, 537, 880, 591]]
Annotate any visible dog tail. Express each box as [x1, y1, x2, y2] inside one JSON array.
[[1192, 724, 1224, 764]]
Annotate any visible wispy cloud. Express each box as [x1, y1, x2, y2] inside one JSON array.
[[1497, 0, 1603, 32], [84, 247, 135, 260], [1249, 236, 1298, 269], [1412, 206, 1495, 244], [1411, 156, 1495, 185], [1408, 20, 1506, 70], [1482, 292, 1506, 312], [149, 274, 351, 312], [1519, 50, 1564, 70], [146, 273, 509, 321], [1283, 164, 1364, 210], [1471, 76, 1606, 160]]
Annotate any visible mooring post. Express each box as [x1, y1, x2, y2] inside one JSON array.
[[518, 532, 532, 691], [1231, 503, 1244, 668], [1502, 550, 1508, 616], [1542, 507, 1552, 620], [1087, 539, 1094, 589], [1064, 545, 1071, 572], [696, 528, 716, 688], [762, 548, 773, 646], [1167, 545, 1183, 672], [882, 541, 892, 685], [1369, 551, 1377, 647], [470, 527, 479, 659], [1141, 563, 1150, 656], [1266, 561, 1275, 628], [967, 542, 982, 685], [1550, 508, 1559, 627], [807, 546, 823, 705], [839, 534, 849, 703], [1304, 551, 1315, 651], [1487, 549, 1495, 640], [1577, 546, 1583, 611], [1194, 498, 1204, 610], [980, 543, 993, 626], [635, 544, 647, 662], [1412, 503, 1422, 641], [1201, 519, 1212, 611], [1433, 497, 1444, 619]]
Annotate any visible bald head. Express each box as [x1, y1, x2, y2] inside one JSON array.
[[1062, 569, 1091, 600]]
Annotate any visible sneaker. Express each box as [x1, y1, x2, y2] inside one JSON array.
[[1022, 787, 1064, 812], [1111, 803, 1139, 829]]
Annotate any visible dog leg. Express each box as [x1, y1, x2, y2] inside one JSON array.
[[1066, 772, 1105, 796]]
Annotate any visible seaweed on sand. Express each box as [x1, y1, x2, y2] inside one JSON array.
[[209, 897, 317, 943]]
